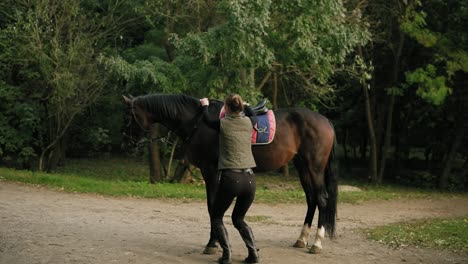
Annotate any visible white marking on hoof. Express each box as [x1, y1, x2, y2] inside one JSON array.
[[294, 224, 311, 248], [309, 226, 325, 254], [309, 244, 322, 254]]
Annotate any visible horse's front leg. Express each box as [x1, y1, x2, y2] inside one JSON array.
[[201, 166, 220, 254]]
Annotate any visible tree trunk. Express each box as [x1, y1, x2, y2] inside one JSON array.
[[164, 0, 175, 62], [357, 46, 377, 182], [272, 70, 279, 113], [439, 125, 466, 189], [377, 30, 405, 183], [459, 158, 468, 190], [280, 73, 291, 106], [377, 95, 395, 183], [363, 81, 378, 183], [257, 71, 272, 91], [170, 159, 193, 183], [166, 137, 179, 179], [272, 70, 289, 177], [360, 126, 368, 160], [343, 128, 348, 161], [240, 68, 255, 89], [47, 137, 67, 172], [148, 124, 162, 183], [39, 113, 76, 172]]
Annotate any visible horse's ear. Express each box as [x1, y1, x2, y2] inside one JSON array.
[[122, 95, 132, 105]]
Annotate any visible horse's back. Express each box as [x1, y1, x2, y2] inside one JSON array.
[[252, 107, 334, 172], [276, 107, 334, 138]]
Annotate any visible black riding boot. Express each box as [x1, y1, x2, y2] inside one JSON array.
[[215, 225, 232, 264], [239, 226, 260, 263]]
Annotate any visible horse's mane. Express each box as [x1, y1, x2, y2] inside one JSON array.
[[135, 94, 200, 121]]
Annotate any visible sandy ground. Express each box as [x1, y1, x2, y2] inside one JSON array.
[[0, 181, 467, 264]]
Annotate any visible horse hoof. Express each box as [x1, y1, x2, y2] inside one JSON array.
[[293, 240, 307, 248], [309, 245, 322, 254], [203, 246, 218, 255]]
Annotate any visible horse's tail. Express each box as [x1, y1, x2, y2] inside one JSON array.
[[323, 125, 338, 239]]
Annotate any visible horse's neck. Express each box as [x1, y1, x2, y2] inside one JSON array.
[[155, 103, 200, 138]]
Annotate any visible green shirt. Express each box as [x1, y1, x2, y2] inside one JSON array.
[[218, 115, 257, 170]]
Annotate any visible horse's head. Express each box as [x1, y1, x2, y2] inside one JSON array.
[[121, 95, 151, 149]]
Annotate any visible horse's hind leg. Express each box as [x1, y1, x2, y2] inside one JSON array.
[[293, 191, 317, 248], [309, 211, 326, 254], [292, 156, 317, 248], [308, 170, 329, 254], [308, 168, 332, 254], [293, 151, 330, 253]]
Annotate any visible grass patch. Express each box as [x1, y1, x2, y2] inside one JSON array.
[[54, 158, 149, 181], [367, 216, 468, 253], [337, 184, 458, 204], [245, 215, 273, 223], [0, 167, 207, 200], [0, 157, 465, 204]]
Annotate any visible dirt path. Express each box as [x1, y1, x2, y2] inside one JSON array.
[[0, 182, 467, 264]]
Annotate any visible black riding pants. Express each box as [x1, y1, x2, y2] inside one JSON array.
[[211, 169, 256, 230]]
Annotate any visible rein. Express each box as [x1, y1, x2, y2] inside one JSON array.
[[128, 98, 204, 148]]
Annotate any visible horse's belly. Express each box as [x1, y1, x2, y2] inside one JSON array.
[[252, 145, 296, 172]]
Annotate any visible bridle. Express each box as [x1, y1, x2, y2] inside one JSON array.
[[131, 99, 149, 133], [125, 98, 204, 148]]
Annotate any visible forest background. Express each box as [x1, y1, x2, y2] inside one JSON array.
[[0, 0, 466, 190]]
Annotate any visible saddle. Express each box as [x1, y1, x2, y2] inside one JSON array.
[[248, 99, 268, 116]]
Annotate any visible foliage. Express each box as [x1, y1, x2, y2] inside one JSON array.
[[0, 0, 143, 170], [400, 1, 438, 48], [99, 55, 187, 94], [405, 64, 450, 105], [0, 81, 42, 167], [368, 216, 468, 253], [0, 0, 121, 170], [401, 0, 467, 105], [171, 0, 369, 102]]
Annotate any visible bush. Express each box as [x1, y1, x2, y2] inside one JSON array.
[[0, 82, 43, 168]]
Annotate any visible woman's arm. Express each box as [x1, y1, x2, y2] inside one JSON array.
[[200, 98, 220, 131]]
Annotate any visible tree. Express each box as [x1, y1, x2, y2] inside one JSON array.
[[173, 0, 368, 103], [401, 0, 468, 188], [0, 0, 141, 171]]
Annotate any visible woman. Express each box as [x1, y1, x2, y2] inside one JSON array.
[[200, 94, 260, 264]]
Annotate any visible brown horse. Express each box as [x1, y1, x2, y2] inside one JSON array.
[[123, 93, 338, 254]]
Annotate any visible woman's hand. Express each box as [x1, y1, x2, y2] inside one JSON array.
[[200, 98, 209, 106]]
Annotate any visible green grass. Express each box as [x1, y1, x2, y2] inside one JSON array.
[[0, 166, 207, 200], [337, 184, 459, 204], [0, 157, 465, 204], [245, 215, 273, 223], [54, 158, 149, 181], [367, 216, 468, 253]]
